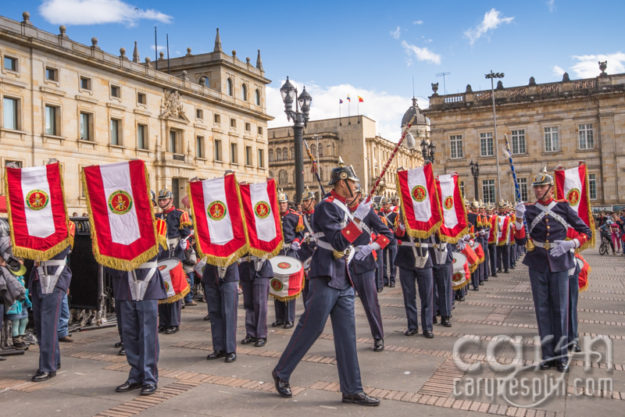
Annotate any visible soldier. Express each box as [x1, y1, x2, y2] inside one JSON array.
[[478, 202, 491, 281], [431, 233, 453, 327], [299, 188, 317, 304], [348, 189, 393, 351], [155, 189, 192, 334], [273, 190, 304, 329], [467, 200, 482, 291], [238, 254, 272, 348], [272, 161, 380, 406], [379, 198, 398, 287], [514, 169, 591, 372], [496, 200, 511, 274], [204, 263, 239, 363], [486, 204, 498, 278]]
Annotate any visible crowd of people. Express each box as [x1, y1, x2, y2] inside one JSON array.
[[596, 210, 625, 255]]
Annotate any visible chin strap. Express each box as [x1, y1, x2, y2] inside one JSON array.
[[538, 185, 553, 202]]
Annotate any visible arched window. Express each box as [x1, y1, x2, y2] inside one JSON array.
[[279, 169, 287, 185], [255, 89, 261, 105], [227, 78, 233, 96], [318, 143, 323, 157], [283, 147, 289, 160], [242, 84, 248, 101], [268, 149, 273, 162], [310, 144, 316, 156], [276, 148, 282, 161]]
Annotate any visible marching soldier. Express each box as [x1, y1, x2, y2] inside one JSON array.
[[299, 188, 317, 304], [514, 169, 591, 372], [432, 232, 453, 327], [379, 198, 398, 287], [496, 200, 511, 274], [239, 254, 272, 348], [204, 263, 239, 363], [478, 203, 491, 281], [272, 161, 380, 406], [467, 200, 482, 290], [487, 204, 498, 278], [273, 190, 304, 329]]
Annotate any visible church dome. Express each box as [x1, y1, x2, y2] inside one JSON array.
[[401, 97, 428, 128]]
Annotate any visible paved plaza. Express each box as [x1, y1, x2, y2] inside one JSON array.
[[1, 250, 623, 417]]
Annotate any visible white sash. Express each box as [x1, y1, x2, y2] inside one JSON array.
[[37, 259, 67, 295], [529, 201, 571, 234]]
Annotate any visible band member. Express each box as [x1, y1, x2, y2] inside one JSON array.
[[156, 189, 192, 335], [379, 198, 398, 287], [272, 161, 380, 406], [496, 201, 511, 274], [299, 188, 317, 304], [514, 169, 591, 372], [239, 254, 272, 347], [273, 190, 304, 329], [478, 203, 491, 281], [348, 190, 392, 351], [487, 204, 498, 278], [432, 233, 453, 327], [204, 263, 239, 363], [467, 200, 482, 290]]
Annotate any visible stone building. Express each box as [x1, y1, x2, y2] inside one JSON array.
[[268, 112, 424, 201], [0, 12, 272, 212], [423, 66, 625, 209]]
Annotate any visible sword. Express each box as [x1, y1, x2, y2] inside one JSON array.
[[303, 137, 326, 196]]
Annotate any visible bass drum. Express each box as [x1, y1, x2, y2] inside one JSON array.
[[452, 252, 469, 291], [157, 258, 190, 304], [269, 256, 304, 302]]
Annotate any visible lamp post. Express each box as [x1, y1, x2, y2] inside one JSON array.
[[420, 138, 436, 163], [469, 160, 480, 201], [485, 70, 504, 203], [280, 76, 311, 203]]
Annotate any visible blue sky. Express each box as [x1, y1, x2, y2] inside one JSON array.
[[3, 0, 624, 139]]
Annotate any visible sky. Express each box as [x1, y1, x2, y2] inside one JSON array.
[[3, 0, 625, 140]]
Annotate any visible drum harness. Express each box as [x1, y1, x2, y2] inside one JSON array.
[[36, 258, 67, 294], [127, 261, 157, 301], [398, 235, 434, 268]]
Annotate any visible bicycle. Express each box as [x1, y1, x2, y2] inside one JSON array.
[[599, 233, 611, 256]]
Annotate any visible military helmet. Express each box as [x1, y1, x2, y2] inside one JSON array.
[[328, 156, 359, 186], [471, 199, 480, 210], [301, 187, 316, 201], [277, 189, 288, 203], [497, 199, 507, 209], [380, 197, 389, 205], [158, 188, 173, 200], [532, 167, 554, 187]]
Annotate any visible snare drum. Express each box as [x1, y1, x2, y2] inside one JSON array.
[[471, 241, 485, 264], [269, 255, 304, 302], [452, 252, 470, 291], [461, 243, 479, 273], [157, 258, 190, 304]]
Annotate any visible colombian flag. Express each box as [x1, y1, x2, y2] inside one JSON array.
[[358, 96, 364, 102]]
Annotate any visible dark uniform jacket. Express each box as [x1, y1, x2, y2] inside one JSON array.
[[156, 206, 192, 260], [350, 208, 393, 275], [298, 209, 316, 263], [29, 247, 73, 293], [238, 255, 273, 280], [203, 263, 240, 285], [105, 255, 167, 301], [393, 216, 438, 270]]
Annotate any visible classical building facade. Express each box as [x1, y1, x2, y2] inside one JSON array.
[[268, 113, 424, 201], [423, 67, 625, 209], [0, 12, 272, 212]]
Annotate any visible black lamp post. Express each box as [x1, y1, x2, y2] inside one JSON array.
[[469, 160, 480, 201], [420, 139, 436, 163], [280, 76, 311, 203]]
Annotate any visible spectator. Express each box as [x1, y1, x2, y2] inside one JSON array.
[[58, 291, 72, 343], [5, 266, 31, 349], [610, 214, 621, 254]]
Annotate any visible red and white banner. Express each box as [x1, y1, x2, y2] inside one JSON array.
[[189, 173, 248, 267], [240, 179, 283, 258], [555, 163, 595, 249], [396, 164, 442, 238], [83, 160, 158, 271], [5, 163, 72, 260], [436, 174, 469, 243], [497, 215, 510, 246]]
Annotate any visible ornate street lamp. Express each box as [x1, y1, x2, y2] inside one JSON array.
[[280, 76, 311, 203], [420, 139, 436, 163], [469, 160, 480, 201], [485, 70, 504, 202]]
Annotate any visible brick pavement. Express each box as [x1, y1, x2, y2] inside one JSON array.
[[0, 250, 623, 416]]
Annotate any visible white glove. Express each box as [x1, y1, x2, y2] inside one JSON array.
[[290, 241, 301, 251], [479, 230, 486, 236], [353, 200, 372, 222], [179, 239, 188, 251], [354, 244, 374, 261], [398, 221, 406, 231], [549, 239, 578, 257], [462, 234, 472, 242], [456, 240, 466, 251], [515, 202, 526, 219]]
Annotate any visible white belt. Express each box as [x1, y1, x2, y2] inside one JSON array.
[[37, 259, 66, 295], [127, 261, 157, 301], [399, 241, 431, 248]]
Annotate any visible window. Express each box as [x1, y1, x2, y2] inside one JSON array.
[[578, 123, 594, 150], [196, 136, 204, 158], [318, 143, 323, 157], [276, 148, 282, 161], [242, 84, 248, 101], [110, 118, 121, 145], [258, 126, 263, 135], [230, 143, 238, 164], [511, 129, 526, 154], [245, 146, 252, 166], [137, 124, 147, 150], [214, 139, 222, 161], [258, 149, 264, 168], [518, 178, 528, 201], [3, 97, 19, 130], [45, 67, 58, 81], [450, 135, 463, 159], [544, 126, 559, 152], [230, 118, 236, 128], [80, 76, 91, 90], [482, 179, 495, 204], [255, 89, 261, 106], [169, 129, 181, 153], [588, 173, 597, 200], [459, 181, 465, 198], [4, 56, 17, 72], [214, 113, 221, 124], [196, 109, 203, 119], [45, 105, 60, 136], [137, 92, 146, 105], [245, 122, 251, 132], [268, 149, 273, 162], [227, 78, 233, 96], [79, 112, 93, 140], [110, 84, 121, 98], [480, 132, 494, 156], [5, 160, 22, 168], [279, 169, 288, 185]]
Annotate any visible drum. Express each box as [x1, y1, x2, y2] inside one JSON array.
[[157, 258, 190, 304], [452, 252, 470, 291], [470, 240, 485, 264], [461, 243, 479, 273], [269, 256, 304, 302]]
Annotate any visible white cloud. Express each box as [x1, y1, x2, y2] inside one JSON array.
[[401, 40, 441, 65], [150, 45, 165, 51], [413, 20, 423, 25], [39, 0, 172, 26], [552, 65, 565, 76], [464, 8, 514, 45], [570, 52, 625, 78], [547, 0, 556, 12], [266, 80, 429, 141], [390, 26, 401, 40]]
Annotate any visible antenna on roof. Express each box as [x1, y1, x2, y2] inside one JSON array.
[[436, 72, 451, 95]]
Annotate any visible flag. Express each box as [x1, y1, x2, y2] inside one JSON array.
[[239, 179, 283, 258], [396, 164, 443, 238], [554, 163, 595, 250], [83, 160, 159, 270], [189, 173, 248, 267], [5, 163, 72, 261], [435, 174, 469, 243], [339, 99, 343, 104], [358, 96, 364, 103], [497, 215, 510, 246], [346, 95, 351, 102]]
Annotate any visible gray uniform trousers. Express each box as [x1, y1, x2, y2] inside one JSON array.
[[488, 244, 497, 275], [528, 268, 570, 364], [274, 278, 363, 395], [158, 300, 181, 329], [351, 269, 384, 340], [482, 238, 491, 279], [497, 244, 510, 271], [432, 264, 452, 319], [31, 283, 64, 373], [119, 299, 159, 385], [399, 267, 434, 333], [240, 278, 270, 339], [204, 280, 239, 354], [568, 264, 580, 345]]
